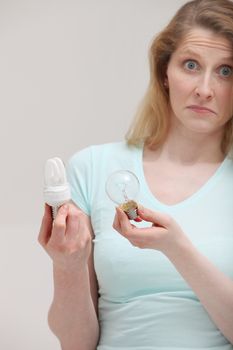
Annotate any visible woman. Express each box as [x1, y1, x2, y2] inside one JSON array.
[[38, 0, 233, 349]]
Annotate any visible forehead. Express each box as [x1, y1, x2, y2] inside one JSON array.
[[174, 27, 233, 60]]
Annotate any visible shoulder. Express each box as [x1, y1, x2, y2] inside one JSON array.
[[68, 141, 140, 165]]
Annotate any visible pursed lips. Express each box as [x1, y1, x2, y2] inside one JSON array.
[[187, 105, 217, 114]]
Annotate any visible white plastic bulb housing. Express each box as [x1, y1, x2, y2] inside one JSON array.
[[43, 157, 71, 217], [105, 170, 140, 205]]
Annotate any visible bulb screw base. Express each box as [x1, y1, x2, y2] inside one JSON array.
[[119, 200, 142, 222], [52, 206, 59, 219], [126, 207, 138, 220]]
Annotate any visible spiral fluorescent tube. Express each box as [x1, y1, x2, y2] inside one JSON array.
[[43, 157, 71, 219]]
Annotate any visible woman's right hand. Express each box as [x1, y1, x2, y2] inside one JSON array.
[[38, 203, 92, 271]]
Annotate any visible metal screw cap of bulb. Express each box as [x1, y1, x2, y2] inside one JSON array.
[[43, 157, 71, 219], [120, 200, 141, 221], [105, 170, 142, 221]]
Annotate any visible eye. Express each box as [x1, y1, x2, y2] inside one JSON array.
[[219, 65, 233, 77], [184, 60, 199, 71]]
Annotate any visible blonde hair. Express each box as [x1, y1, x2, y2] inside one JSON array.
[[126, 0, 233, 154]]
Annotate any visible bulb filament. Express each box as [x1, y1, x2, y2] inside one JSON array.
[[118, 183, 129, 202]]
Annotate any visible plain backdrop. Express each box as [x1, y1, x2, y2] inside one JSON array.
[[0, 0, 187, 349]]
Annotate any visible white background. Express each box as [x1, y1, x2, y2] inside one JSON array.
[[0, 0, 187, 348]]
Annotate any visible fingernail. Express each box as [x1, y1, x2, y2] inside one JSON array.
[[134, 216, 142, 222]]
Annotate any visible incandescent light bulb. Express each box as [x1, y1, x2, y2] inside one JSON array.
[[105, 170, 142, 221], [43, 157, 71, 219]]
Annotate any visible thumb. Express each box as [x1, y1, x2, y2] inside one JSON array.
[[38, 204, 53, 246], [137, 205, 171, 228]]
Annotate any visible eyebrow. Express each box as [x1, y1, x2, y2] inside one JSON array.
[[178, 48, 233, 62]]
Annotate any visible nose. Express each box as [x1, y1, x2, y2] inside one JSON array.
[[194, 73, 214, 100]]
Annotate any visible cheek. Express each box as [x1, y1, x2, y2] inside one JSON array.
[[217, 86, 233, 115], [168, 70, 191, 104]]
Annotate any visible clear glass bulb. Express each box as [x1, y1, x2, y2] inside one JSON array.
[[105, 170, 141, 221]]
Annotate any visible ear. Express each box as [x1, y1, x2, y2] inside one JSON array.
[[163, 68, 169, 87], [164, 77, 169, 88]]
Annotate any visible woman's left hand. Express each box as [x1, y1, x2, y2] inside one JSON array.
[[113, 205, 190, 255]]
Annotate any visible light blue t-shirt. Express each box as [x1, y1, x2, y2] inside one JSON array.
[[67, 141, 233, 350]]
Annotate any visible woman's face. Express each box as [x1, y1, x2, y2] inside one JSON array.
[[166, 27, 233, 136]]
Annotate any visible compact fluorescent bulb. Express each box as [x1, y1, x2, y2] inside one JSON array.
[[43, 157, 71, 219]]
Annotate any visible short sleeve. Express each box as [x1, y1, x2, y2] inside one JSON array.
[[66, 146, 93, 216]]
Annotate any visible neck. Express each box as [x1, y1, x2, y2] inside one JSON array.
[[147, 122, 225, 165]]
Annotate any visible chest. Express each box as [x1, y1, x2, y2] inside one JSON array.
[[92, 196, 233, 301], [143, 161, 221, 205]]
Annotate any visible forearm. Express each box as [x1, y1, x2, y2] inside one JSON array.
[[165, 240, 233, 344], [48, 263, 99, 350]]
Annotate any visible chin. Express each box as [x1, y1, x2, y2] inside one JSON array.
[[181, 120, 217, 134]]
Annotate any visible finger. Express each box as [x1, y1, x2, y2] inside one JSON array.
[[116, 207, 133, 235], [66, 206, 88, 239], [134, 215, 143, 222], [50, 204, 68, 243], [137, 205, 171, 227], [112, 208, 121, 233], [38, 204, 53, 246], [65, 204, 80, 237]]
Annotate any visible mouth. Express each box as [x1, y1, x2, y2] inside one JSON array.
[[187, 105, 216, 115]]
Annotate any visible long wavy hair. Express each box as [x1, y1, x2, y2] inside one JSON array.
[[126, 0, 233, 154]]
